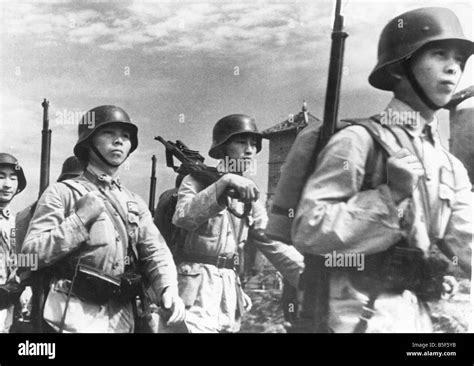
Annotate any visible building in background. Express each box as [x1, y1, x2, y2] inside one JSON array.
[[244, 102, 321, 291], [262, 102, 322, 205]]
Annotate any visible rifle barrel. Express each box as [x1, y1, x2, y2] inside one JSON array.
[[149, 155, 157, 215], [321, 0, 348, 143], [39, 99, 51, 198], [445, 85, 474, 109]]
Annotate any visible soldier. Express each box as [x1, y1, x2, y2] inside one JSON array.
[[22, 105, 184, 332], [173, 114, 304, 333], [57, 156, 83, 182], [0, 153, 27, 333], [292, 7, 472, 332]]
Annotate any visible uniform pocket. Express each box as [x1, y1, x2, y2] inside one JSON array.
[[177, 264, 203, 308], [438, 184, 454, 204]]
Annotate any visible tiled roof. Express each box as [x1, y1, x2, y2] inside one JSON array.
[[262, 111, 321, 137]]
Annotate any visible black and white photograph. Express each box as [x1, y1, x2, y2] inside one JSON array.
[[0, 0, 472, 362]]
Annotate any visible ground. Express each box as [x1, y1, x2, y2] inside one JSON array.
[[240, 271, 472, 333]]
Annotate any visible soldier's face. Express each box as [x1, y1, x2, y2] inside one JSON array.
[[91, 125, 132, 166], [223, 134, 257, 173], [410, 42, 466, 107], [0, 166, 19, 203]]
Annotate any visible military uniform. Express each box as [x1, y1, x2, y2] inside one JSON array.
[[0, 153, 27, 333], [0, 206, 17, 332], [174, 175, 303, 332], [293, 98, 472, 332], [292, 8, 472, 333], [173, 114, 304, 333], [22, 163, 177, 333], [22, 106, 179, 333]]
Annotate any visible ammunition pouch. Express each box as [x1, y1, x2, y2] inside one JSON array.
[[349, 243, 450, 302], [68, 265, 142, 306], [0, 282, 24, 310], [119, 271, 143, 301]]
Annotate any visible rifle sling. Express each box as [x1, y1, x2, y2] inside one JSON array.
[[226, 210, 247, 315], [225, 209, 245, 267]]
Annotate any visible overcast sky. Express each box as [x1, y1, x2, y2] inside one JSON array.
[[1, 0, 472, 213]]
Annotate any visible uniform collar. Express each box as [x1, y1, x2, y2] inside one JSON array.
[[85, 164, 122, 190], [0, 205, 11, 219], [384, 98, 438, 144]]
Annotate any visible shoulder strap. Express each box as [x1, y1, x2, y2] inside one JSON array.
[[440, 147, 457, 189], [226, 209, 245, 252], [342, 115, 398, 157], [62, 179, 137, 266], [61, 179, 91, 197], [62, 178, 129, 230], [99, 188, 140, 266], [384, 124, 433, 235]]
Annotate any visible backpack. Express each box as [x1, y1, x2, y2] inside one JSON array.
[[266, 116, 395, 245], [153, 188, 187, 263]]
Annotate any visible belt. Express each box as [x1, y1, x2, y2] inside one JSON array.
[[182, 254, 239, 270], [60, 266, 141, 305]]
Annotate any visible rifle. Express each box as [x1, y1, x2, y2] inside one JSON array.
[[445, 85, 474, 109], [39, 99, 51, 198], [154, 136, 251, 219], [29, 99, 52, 332], [149, 155, 157, 216], [301, 0, 348, 333]]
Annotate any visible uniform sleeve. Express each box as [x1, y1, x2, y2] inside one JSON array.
[[249, 200, 304, 288], [436, 157, 472, 277], [21, 183, 89, 268], [135, 195, 178, 301], [292, 126, 408, 256], [172, 175, 226, 231]]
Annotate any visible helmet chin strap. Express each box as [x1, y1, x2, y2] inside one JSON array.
[[90, 144, 122, 168], [403, 59, 444, 111]]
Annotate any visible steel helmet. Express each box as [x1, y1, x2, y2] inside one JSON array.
[[0, 153, 26, 193], [209, 114, 262, 159], [73, 105, 138, 162], [57, 156, 83, 182], [369, 7, 473, 91]]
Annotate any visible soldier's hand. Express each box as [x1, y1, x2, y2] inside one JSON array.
[[243, 292, 253, 312], [387, 148, 424, 203], [76, 191, 106, 226], [161, 286, 185, 326], [19, 286, 33, 319], [223, 174, 260, 202]]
